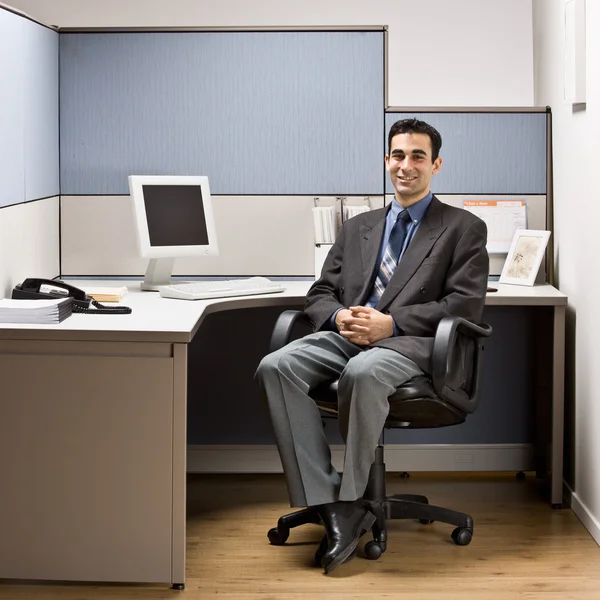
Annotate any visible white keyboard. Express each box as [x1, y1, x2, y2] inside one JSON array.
[[158, 277, 286, 300]]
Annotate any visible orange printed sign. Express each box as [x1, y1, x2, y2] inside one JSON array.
[[464, 200, 526, 207]]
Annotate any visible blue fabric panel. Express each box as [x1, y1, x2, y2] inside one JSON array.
[[0, 10, 25, 208], [60, 32, 384, 195], [385, 112, 547, 195], [23, 19, 59, 201]]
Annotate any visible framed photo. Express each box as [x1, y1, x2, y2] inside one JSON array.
[[499, 229, 551, 286]]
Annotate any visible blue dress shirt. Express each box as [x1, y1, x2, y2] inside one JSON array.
[[376, 192, 432, 268]]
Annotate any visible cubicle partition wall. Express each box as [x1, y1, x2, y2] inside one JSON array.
[[1, 16, 553, 473], [60, 194, 383, 277], [0, 8, 59, 208], [59, 31, 385, 196], [185, 106, 551, 470], [0, 6, 60, 294], [54, 28, 552, 472], [58, 29, 385, 277], [385, 109, 550, 279]]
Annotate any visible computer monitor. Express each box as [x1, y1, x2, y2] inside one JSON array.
[[128, 175, 218, 291]]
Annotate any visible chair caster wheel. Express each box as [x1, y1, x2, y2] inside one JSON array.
[[451, 527, 472, 546], [516, 471, 526, 480], [171, 583, 184, 590], [419, 519, 434, 525], [364, 540, 383, 560], [268, 526, 289, 545], [400, 472, 410, 479]]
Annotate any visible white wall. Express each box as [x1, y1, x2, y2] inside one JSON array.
[[533, 0, 600, 543], [7, 0, 534, 107], [0, 199, 60, 298]]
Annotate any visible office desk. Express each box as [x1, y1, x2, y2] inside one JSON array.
[[0, 281, 566, 587]]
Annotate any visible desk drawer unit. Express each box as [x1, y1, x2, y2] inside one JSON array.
[[0, 342, 181, 584]]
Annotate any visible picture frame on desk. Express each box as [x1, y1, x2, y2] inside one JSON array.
[[499, 229, 551, 286]]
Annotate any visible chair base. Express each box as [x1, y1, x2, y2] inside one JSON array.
[[267, 445, 474, 558]]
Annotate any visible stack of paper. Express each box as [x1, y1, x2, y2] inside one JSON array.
[[0, 298, 72, 324], [343, 204, 371, 221], [83, 286, 128, 303], [312, 206, 337, 244]]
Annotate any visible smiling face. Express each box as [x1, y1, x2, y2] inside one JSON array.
[[385, 132, 442, 207]]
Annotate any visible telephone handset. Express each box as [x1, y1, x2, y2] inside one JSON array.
[[12, 278, 132, 314]]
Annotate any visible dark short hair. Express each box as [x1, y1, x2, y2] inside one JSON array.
[[387, 118, 442, 162]]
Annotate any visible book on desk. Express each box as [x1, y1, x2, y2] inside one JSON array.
[[83, 286, 128, 303]]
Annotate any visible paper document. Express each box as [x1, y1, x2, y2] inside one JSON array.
[[0, 297, 72, 323], [312, 206, 337, 244], [463, 200, 527, 254]]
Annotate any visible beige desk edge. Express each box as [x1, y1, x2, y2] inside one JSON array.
[[0, 281, 567, 343]]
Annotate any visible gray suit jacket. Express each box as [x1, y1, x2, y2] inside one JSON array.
[[304, 196, 489, 390]]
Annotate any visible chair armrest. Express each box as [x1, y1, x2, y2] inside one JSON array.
[[431, 316, 492, 412], [269, 310, 312, 353]]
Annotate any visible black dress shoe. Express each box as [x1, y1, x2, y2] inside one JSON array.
[[318, 500, 376, 574], [314, 534, 357, 568]]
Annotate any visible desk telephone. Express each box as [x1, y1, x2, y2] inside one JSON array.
[[12, 278, 132, 314]]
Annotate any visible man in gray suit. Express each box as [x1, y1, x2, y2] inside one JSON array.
[[256, 119, 489, 573]]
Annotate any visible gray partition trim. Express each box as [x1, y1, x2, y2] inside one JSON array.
[[383, 28, 389, 110], [61, 26, 387, 33], [384, 112, 547, 195], [387, 106, 548, 113], [23, 19, 59, 201], [60, 31, 384, 196], [546, 111, 555, 285], [0, 10, 25, 208]]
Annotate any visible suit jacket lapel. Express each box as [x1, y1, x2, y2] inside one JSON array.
[[377, 196, 447, 310]]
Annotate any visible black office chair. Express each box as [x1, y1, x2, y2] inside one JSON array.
[[267, 310, 492, 562]]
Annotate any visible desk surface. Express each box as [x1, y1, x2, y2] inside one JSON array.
[[0, 280, 566, 343]]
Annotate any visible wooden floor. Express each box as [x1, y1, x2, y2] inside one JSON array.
[[1, 472, 599, 599]]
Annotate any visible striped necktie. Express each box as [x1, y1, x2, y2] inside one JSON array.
[[368, 210, 412, 305]]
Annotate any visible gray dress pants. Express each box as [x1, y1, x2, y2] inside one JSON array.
[[255, 331, 424, 507]]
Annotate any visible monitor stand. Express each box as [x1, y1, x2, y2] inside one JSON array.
[[141, 258, 175, 291]]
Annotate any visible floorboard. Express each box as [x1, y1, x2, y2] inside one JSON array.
[[1, 472, 599, 599]]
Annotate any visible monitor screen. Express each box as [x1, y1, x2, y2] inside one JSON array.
[[128, 175, 218, 259], [143, 184, 210, 247]]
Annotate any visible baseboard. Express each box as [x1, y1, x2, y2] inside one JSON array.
[[564, 483, 600, 547], [187, 444, 534, 474]]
